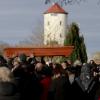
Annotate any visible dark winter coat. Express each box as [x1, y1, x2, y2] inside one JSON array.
[[20, 72, 42, 100], [0, 66, 18, 100], [48, 75, 86, 100]]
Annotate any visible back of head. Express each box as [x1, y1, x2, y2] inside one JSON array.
[[53, 63, 64, 75], [18, 53, 27, 63], [35, 62, 43, 72]]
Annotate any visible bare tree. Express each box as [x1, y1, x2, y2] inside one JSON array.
[[18, 20, 44, 46], [30, 28, 43, 45], [28, 20, 44, 45]]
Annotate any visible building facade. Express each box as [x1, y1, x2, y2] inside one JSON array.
[[44, 3, 68, 45]]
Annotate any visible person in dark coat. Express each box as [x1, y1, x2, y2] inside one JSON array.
[[35, 62, 52, 100], [48, 63, 87, 100], [48, 63, 66, 100], [0, 55, 18, 100], [20, 67, 42, 100], [76, 63, 100, 100], [63, 66, 87, 100], [12, 54, 42, 100]]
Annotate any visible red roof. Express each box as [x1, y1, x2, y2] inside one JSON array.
[[44, 3, 68, 14]]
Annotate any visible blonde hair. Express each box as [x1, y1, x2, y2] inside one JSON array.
[[0, 67, 15, 83]]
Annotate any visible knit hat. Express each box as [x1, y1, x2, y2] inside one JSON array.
[[19, 54, 27, 62]]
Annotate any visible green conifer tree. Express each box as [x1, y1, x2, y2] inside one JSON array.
[[64, 22, 87, 63]]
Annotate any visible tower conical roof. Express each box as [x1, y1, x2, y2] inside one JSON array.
[[44, 3, 68, 14]]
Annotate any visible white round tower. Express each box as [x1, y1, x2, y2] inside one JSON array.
[[44, 3, 68, 46]]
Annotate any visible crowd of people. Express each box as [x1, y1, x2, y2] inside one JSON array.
[[0, 54, 100, 100]]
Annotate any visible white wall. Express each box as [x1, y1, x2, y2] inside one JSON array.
[[44, 13, 68, 45]]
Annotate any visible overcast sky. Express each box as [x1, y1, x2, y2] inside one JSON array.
[[0, 0, 100, 58]]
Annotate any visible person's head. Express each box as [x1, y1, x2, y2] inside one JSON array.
[[89, 60, 96, 65], [0, 55, 7, 66], [61, 62, 67, 69], [67, 59, 72, 65], [28, 57, 37, 65], [80, 63, 92, 80], [53, 63, 62, 74], [35, 62, 43, 72], [73, 60, 82, 67], [18, 53, 27, 63], [67, 66, 76, 74], [61, 61, 69, 70], [13, 58, 20, 67]]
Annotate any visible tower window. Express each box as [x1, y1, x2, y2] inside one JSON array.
[[60, 34, 62, 38], [60, 21, 62, 25]]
